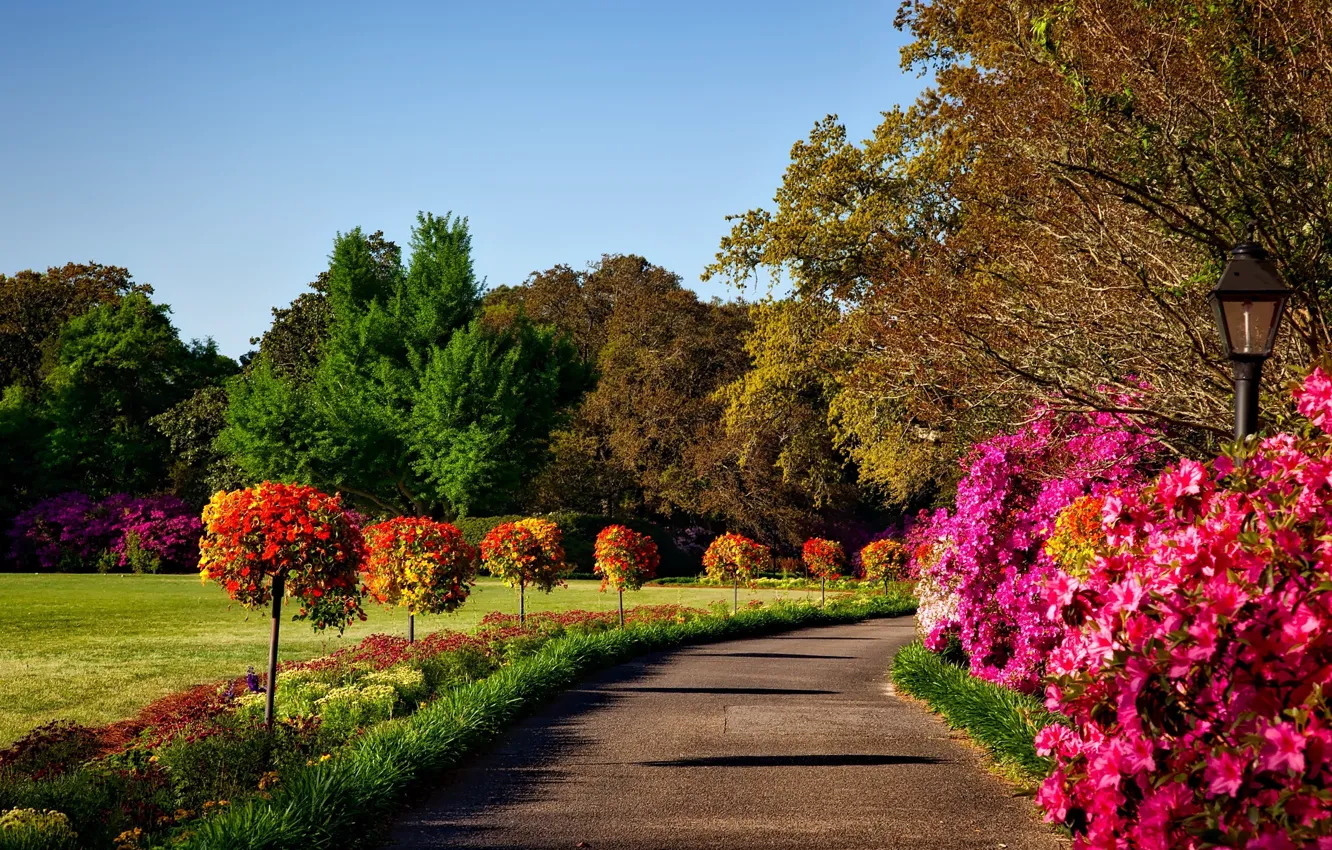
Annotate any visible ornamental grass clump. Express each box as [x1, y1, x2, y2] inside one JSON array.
[[361, 517, 479, 642], [702, 532, 771, 613], [479, 518, 569, 624], [1032, 368, 1332, 849], [199, 482, 367, 725], [801, 537, 844, 607], [593, 524, 660, 626], [859, 539, 909, 593]]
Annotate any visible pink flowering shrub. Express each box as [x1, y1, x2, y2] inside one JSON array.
[[910, 405, 1160, 692], [1036, 368, 1332, 848]]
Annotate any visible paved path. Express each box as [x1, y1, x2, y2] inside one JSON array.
[[389, 617, 1064, 850]]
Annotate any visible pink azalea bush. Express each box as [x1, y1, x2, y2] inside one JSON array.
[[1036, 368, 1332, 848], [910, 405, 1160, 692], [7, 492, 202, 572]]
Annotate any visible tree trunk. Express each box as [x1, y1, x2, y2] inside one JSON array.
[[520, 580, 526, 625], [618, 589, 625, 628], [733, 576, 738, 614], [265, 571, 284, 728], [821, 577, 826, 608], [409, 612, 415, 644]]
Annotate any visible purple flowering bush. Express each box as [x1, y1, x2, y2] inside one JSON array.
[[6, 492, 202, 573], [909, 404, 1161, 692]]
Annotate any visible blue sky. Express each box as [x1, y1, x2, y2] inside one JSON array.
[[1, 1, 929, 358]]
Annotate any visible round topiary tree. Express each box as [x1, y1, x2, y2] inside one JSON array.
[[859, 538, 908, 595], [703, 532, 771, 613], [480, 518, 568, 624], [199, 482, 366, 725], [593, 524, 660, 627], [802, 537, 845, 607], [362, 517, 479, 643]]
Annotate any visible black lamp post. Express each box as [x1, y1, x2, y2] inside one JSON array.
[[1207, 228, 1291, 440]]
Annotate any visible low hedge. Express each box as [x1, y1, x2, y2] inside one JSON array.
[[890, 640, 1058, 785], [454, 512, 695, 577], [177, 594, 915, 849]]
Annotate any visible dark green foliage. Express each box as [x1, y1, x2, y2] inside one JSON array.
[[37, 293, 237, 497], [891, 640, 1058, 783], [176, 594, 914, 849], [223, 213, 587, 519], [151, 386, 249, 506]]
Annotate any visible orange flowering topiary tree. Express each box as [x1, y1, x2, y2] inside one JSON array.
[[480, 518, 569, 624], [859, 538, 909, 594], [199, 482, 366, 725], [802, 537, 845, 607], [703, 532, 771, 613], [362, 517, 479, 643], [593, 524, 660, 627]]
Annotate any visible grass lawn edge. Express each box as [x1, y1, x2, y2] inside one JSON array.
[[178, 594, 916, 849], [889, 640, 1059, 791]]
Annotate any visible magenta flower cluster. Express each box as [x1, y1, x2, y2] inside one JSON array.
[[1034, 368, 1332, 848], [7, 492, 202, 572], [910, 404, 1160, 692]]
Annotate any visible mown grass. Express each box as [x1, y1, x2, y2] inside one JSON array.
[[890, 640, 1060, 786], [177, 594, 915, 850], [0, 574, 830, 744]]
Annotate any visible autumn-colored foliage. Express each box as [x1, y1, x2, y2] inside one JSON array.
[[592, 524, 659, 592], [198, 482, 366, 631], [801, 537, 844, 580], [702, 532, 771, 585], [361, 517, 479, 615], [479, 517, 569, 592], [859, 539, 908, 584]]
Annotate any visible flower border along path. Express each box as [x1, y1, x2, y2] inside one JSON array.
[[178, 595, 913, 850]]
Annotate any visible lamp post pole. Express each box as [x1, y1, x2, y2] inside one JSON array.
[[1232, 360, 1262, 441]]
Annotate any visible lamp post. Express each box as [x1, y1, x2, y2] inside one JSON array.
[[1207, 227, 1291, 440]]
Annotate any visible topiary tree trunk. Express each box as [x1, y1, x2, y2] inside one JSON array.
[[264, 571, 285, 728]]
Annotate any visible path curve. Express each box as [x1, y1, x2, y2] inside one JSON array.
[[389, 617, 1063, 850]]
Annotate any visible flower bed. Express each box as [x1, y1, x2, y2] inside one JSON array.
[[0, 597, 913, 850], [6, 493, 201, 573], [896, 370, 1332, 848]]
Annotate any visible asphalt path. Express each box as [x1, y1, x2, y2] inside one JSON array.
[[388, 616, 1064, 850]]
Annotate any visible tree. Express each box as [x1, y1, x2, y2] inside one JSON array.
[[223, 213, 586, 518], [710, 1, 1332, 489], [0, 263, 149, 393], [199, 482, 366, 725], [702, 533, 771, 613], [859, 539, 907, 594], [479, 518, 569, 624], [361, 517, 479, 642], [151, 386, 249, 506], [40, 293, 237, 497], [801, 537, 845, 607], [592, 524, 660, 627]]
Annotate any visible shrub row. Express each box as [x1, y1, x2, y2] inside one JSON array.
[[890, 640, 1057, 785], [454, 512, 694, 577]]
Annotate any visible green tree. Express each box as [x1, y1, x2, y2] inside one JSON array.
[[0, 263, 150, 393], [223, 212, 586, 518], [40, 293, 237, 496]]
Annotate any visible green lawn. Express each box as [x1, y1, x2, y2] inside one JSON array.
[[0, 573, 825, 744]]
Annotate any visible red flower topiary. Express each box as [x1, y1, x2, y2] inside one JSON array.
[[362, 517, 479, 641], [594, 525, 660, 626], [702, 533, 771, 612]]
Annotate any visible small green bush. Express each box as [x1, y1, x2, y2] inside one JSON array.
[[0, 808, 79, 850], [413, 647, 495, 692], [363, 666, 429, 706], [314, 684, 398, 736]]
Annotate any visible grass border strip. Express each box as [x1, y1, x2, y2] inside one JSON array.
[[890, 640, 1058, 787], [179, 595, 915, 849]]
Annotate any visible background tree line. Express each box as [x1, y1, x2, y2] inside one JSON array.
[[7, 0, 1323, 561]]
